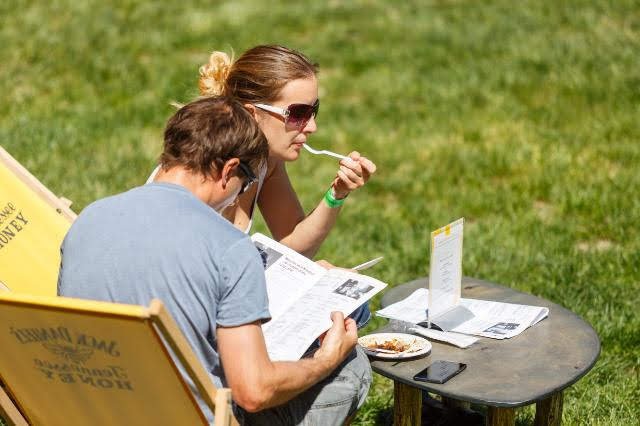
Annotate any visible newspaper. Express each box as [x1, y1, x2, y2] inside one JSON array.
[[252, 233, 387, 361], [377, 288, 548, 340]]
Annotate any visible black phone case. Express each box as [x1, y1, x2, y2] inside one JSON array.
[[413, 360, 467, 384]]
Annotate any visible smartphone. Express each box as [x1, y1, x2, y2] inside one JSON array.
[[413, 360, 467, 384]]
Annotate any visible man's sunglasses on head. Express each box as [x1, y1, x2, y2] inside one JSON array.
[[237, 161, 257, 195], [253, 99, 319, 130]]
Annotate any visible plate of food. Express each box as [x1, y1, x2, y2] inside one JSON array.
[[358, 333, 431, 359]]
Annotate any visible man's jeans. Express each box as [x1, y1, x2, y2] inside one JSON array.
[[351, 303, 371, 329], [234, 346, 372, 426]]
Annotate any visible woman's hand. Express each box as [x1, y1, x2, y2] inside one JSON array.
[[315, 259, 334, 269], [316, 259, 361, 273], [331, 151, 377, 199]]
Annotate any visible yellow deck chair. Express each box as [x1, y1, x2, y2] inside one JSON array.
[[0, 146, 76, 296], [0, 292, 237, 426]]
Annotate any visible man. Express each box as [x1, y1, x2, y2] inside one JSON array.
[[58, 96, 371, 425]]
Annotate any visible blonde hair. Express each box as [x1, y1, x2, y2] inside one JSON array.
[[198, 51, 234, 97], [197, 45, 318, 104]]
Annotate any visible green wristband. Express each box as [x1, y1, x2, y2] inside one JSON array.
[[323, 188, 346, 208]]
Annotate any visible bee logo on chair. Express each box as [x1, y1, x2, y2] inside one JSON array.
[[42, 342, 94, 364]]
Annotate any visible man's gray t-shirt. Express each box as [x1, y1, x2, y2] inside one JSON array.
[[58, 183, 270, 420]]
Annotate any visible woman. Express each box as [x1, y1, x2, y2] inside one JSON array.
[[197, 45, 376, 254], [151, 45, 376, 325]]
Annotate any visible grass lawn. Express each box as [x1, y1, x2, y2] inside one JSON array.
[[1, 0, 639, 424]]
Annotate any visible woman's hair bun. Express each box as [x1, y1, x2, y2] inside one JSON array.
[[198, 51, 233, 96]]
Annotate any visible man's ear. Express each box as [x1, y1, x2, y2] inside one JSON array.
[[220, 158, 240, 189], [244, 103, 259, 120]]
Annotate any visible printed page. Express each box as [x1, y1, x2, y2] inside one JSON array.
[[263, 269, 387, 361], [376, 288, 429, 324], [410, 325, 479, 349], [376, 288, 548, 340], [428, 218, 464, 319], [376, 289, 478, 348], [251, 233, 326, 320], [454, 299, 549, 339]]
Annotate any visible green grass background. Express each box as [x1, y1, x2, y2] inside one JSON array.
[[1, 0, 639, 424]]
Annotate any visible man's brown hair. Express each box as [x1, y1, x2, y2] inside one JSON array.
[[160, 96, 268, 178]]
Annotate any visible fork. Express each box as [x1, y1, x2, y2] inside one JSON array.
[[302, 143, 351, 161], [365, 347, 401, 354]]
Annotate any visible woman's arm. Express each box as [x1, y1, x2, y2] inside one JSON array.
[[258, 152, 376, 258]]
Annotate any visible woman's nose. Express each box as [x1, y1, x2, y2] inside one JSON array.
[[303, 115, 317, 134]]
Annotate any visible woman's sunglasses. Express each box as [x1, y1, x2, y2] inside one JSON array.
[[237, 161, 257, 195], [253, 99, 319, 130]]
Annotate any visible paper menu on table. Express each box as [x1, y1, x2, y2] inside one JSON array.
[[428, 218, 464, 320], [426, 217, 477, 333]]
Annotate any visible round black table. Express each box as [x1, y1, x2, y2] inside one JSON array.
[[370, 277, 600, 426]]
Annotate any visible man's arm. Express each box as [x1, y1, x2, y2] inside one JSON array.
[[217, 312, 357, 413]]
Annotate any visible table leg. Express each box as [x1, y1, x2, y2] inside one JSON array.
[[487, 406, 515, 426], [534, 392, 563, 426], [393, 381, 422, 426]]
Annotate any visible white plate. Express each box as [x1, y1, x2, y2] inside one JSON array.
[[358, 332, 431, 359]]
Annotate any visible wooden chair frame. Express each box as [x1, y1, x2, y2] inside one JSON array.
[[0, 145, 76, 223]]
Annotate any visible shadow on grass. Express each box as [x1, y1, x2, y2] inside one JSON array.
[[362, 393, 535, 426]]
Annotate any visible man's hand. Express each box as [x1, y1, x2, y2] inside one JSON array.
[[314, 312, 357, 367]]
